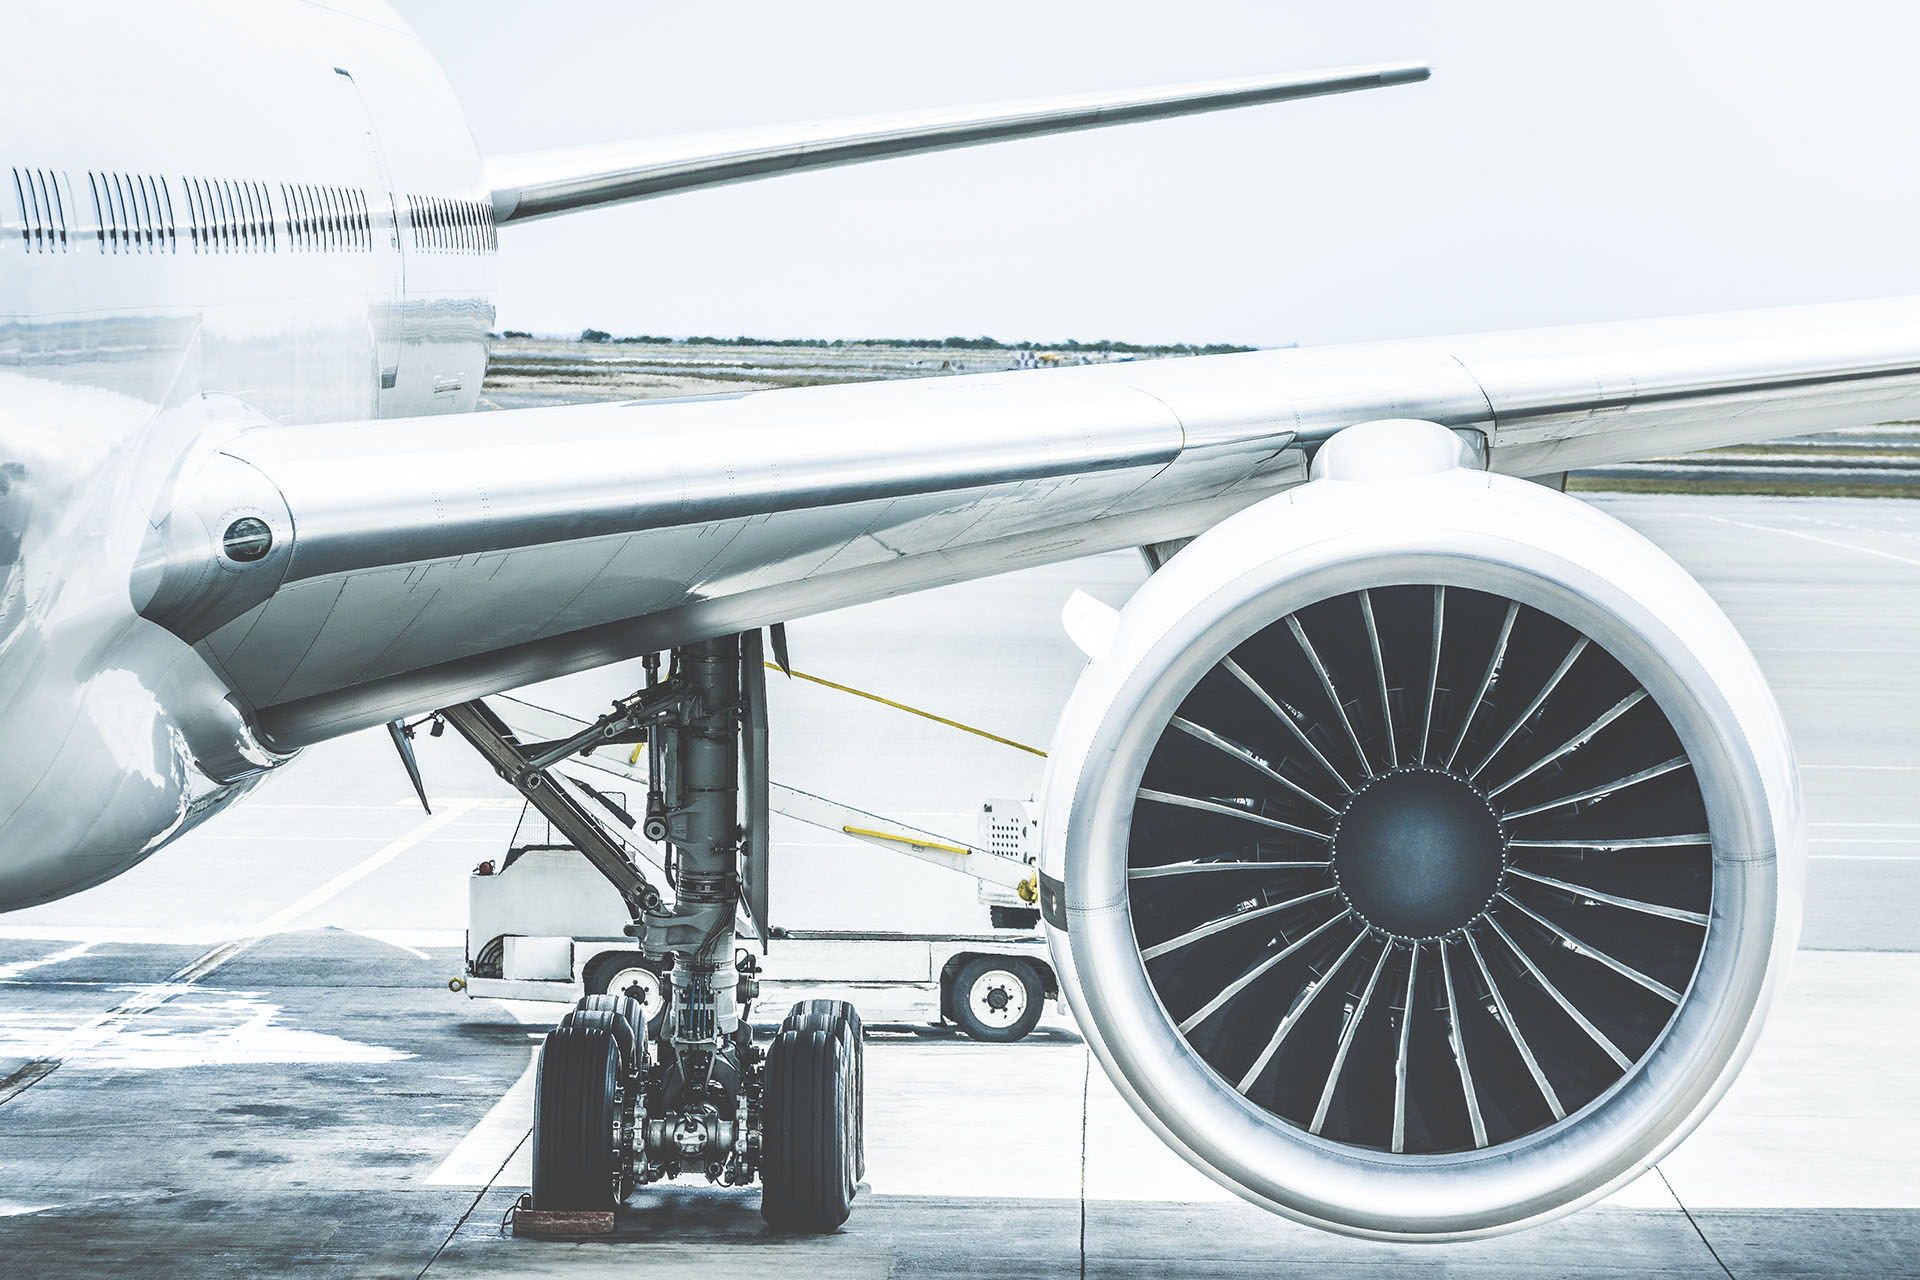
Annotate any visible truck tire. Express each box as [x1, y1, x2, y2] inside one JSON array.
[[761, 1020, 856, 1232], [949, 956, 1044, 1043], [583, 951, 667, 1038], [531, 1020, 623, 1210]]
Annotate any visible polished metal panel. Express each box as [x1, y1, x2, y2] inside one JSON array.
[[1450, 296, 1920, 476], [486, 64, 1431, 224], [148, 295, 1920, 753], [1040, 427, 1801, 1239]]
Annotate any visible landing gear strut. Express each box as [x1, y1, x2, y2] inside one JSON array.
[[442, 632, 862, 1231]]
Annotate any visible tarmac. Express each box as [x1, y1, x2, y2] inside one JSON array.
[[0, 493, 1915, 1277]]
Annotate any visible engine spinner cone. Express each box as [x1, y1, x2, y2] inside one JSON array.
[[1331, 766, 1506, 940]]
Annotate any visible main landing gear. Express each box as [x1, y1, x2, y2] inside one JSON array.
[[443, 632, 864, 1232]]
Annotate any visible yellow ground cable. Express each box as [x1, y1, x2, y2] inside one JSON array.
[[766, 664, 1048, 757], [628, 664, 1047, 762], [841, 825, 972, 856]]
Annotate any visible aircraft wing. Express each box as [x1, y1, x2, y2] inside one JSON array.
[[484, 64, 1429, 222], [136, 295, 1920, 752]]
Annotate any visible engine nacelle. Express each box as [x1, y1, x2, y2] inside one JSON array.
[[1041, 420, 1802, 1240]]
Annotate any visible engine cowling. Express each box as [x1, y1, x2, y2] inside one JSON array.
[[1041, 420, 1802, 1241]]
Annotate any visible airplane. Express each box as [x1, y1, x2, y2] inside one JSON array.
[[1, 0, 1908, 1245]]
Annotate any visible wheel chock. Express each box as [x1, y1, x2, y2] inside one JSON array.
[[504, 1194, 616, 1238]]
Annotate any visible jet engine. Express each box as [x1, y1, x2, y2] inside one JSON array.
[[1040, 419, 1802, 1240]]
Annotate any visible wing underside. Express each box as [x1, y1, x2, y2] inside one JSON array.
[[137, 296, 1920, 751]]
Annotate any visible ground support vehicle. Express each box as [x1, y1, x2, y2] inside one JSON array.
[[463, 836, 1056, 1043]]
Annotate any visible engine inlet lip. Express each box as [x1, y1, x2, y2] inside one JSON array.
[[1053, 495, 1794, 1240], [1328, 763, 1510, 943]]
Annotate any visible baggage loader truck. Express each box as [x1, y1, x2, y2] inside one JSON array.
[[457, 697, 1057, 1042]]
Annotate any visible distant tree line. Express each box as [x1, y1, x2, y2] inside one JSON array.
[[541, 329, 1254, 355]]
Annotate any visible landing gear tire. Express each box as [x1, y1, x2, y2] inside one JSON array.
[[788, 999, 865, 1183], [573, 996, 645, 1077], [761, 1004, 860, 1232], [950, 957, 1043, 1043], [531, 1019, 624, 1211]]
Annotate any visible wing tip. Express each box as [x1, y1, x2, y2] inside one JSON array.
[[490, 57, 1435, 224]]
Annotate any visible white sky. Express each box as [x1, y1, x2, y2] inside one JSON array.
[[393, 1, 1920, 348]]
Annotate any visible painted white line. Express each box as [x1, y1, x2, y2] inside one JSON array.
[[356, 929, 465, 954], [423, 999, 560, 1189], [0, 925, 471, 948], [0, 989, 411, 1071], [1810, 854, 1920, 862], [1810, 838, 1920, 846], [426, 1046, 539, 1186], [242, 799, 482, 939], [1812, 822, 1920, 829], [1606, 1168, 1685, 1211], [241, 798, 518, 811], [193, 834, 502, 844], [1691, 513, 1920, 570], [0, 801, 480, 1105], [493, 999, 569, 1027], [0, 926, 257, 946], [0, 940, 93, 983], [1756, 647, 1917, 655], [345, 930, 432, 961]]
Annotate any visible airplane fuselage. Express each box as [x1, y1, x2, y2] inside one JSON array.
[[0, 0, 495, 905]]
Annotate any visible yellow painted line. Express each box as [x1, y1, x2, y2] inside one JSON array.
[[769, 664, 1048, 757], [842, 825, 972, 856]]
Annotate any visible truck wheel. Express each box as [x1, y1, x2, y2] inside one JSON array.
[[761, 1021, 855, 1232], [950, 957, 1044, 1043], [583, 951, 667, 1039], [531, 1020, 623, 1211]]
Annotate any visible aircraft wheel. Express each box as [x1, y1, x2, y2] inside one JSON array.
[[532, 1019, 624, 1210], [761, 1013, 858, 1231], [574, 993, 645, 1066], [950, 957, 1043, 1043], [787, 999, 864, 1183]]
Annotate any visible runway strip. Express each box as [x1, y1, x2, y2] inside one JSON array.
[[0, 799, 479, 1108]]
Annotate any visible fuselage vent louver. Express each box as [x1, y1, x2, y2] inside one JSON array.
[[13, 167, 71, 254]]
